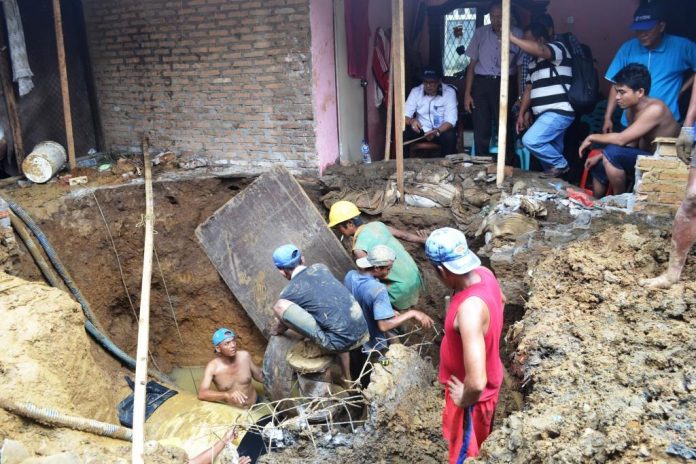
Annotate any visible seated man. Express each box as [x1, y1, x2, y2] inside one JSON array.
[[327, 200, 424, 310], [511, 22, 575, 177], [579, 63, 680, 197], [271, 244, 369, 383], [198, 328, 264, 409], [404, 66, 458, 157], [344, 245, 434, 353]]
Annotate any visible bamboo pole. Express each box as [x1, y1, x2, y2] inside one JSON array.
[[392, 0, 405, 199], [131, 136, 155, 463], [52, 0, 76, 170], [496, 0, 511, 186], [383, 54, 394, 161], [0, 19, 24, 169]]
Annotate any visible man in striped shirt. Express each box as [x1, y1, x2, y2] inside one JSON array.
[[512, 22, 574, 177]]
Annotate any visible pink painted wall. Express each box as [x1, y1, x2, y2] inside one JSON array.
[[547, 0, 640, 95], [310, 0, 340, 173]]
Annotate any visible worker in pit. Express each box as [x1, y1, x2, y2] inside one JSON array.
[[425, 228, 505, 462], [327, 200, 424, 310], [198, 327, 264, 409], [270, 244, 369, 384], [344, 244, 434, 353]]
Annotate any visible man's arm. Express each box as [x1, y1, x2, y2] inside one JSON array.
[[377, 309, 434, 332], [464, 59, 477, 113], [509, 35, 552, 60], [387, 225, 427, 244], [580, 103, 663, 156], [439, 87, 458, 133], [447, 297, 488, 408], [516, 84, 532, 134], [685, 74, 696, 127], [250, 358, 264, 383], [198, 362, 228, 403], [603, 86, 618, 133]]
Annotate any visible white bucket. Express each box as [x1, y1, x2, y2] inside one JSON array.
[[22, 141, 67, 183]]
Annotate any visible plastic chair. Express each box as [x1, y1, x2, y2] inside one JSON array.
[[580, 148, 612, 196], [515, 141, 530, 171]]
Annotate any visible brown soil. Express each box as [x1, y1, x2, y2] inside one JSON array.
[[479, 224, 696, 463]]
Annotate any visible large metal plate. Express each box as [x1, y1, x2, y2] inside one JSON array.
[[195, 165, 355, 336]]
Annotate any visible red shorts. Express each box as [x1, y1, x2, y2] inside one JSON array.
[[442, 390, 498, 463]]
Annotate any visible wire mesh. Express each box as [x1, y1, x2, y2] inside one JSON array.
[[443, 8, 477, 77]]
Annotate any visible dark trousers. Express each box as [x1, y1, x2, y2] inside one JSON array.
[[471, 75, 517, 165], [403, 125, 457, 157]]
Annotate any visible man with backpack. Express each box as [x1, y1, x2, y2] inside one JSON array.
[[512, 22, 575, 177]]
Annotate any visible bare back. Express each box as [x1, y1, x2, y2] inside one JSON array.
[[627, 97, 680, 151]]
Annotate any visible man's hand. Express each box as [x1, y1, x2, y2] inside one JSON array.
[[584, 153, 602, 170], [578, 137, 593, 158], [225, 390, 248, 406], [464, 94, 475, 113], [602, 118, 613, 134], [413, 311, 434, 329], [515, 113, 529, 134], [409, 118, 423, 133], [447, 375, 466, 408], [676, 126, 694, 165]]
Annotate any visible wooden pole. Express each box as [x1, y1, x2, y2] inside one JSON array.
[[131, 136, 154, 463], [392, 0, 405, 199], [383, 54, 394, 161], [52, 0, 76, 170], [496, 0, 511, 186], [0, 20, 24, 169]]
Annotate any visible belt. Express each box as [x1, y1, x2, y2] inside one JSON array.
[[475, 74, 501, 80]]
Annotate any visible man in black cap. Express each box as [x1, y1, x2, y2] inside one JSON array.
[[603, 3, 696, 132], [403, 66, 458, 156]]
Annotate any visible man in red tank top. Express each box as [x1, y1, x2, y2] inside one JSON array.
[[425, 227, 505, 463]]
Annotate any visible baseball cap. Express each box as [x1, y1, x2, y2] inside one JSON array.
[[630, 4, 664, 31], [212, 327, 235, 346], [272, 244, 302, 269], [421, 66, 441, 81], [356, 245, 397, 269], [425, 227, 481, 275]]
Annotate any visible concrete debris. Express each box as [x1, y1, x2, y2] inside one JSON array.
[[404, 194, 440, 208], [179, 157, 209, 170], [67, 176, 88, 187]]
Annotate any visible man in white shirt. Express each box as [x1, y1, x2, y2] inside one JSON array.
[[404, 66, 458, 157]]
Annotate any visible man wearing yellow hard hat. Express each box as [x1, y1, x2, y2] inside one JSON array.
[[327, 200, 424, 310]]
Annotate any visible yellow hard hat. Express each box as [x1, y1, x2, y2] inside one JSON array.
[[327, 201, 361, 228]]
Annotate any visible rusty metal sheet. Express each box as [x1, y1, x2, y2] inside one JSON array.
[[195, 165, 355, 337]]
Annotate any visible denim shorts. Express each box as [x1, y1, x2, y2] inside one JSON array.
[[590, 144, 649, 185]]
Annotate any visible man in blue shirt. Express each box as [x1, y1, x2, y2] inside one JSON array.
[[603, 4, 696, 132], [344, 245, 433, 353]]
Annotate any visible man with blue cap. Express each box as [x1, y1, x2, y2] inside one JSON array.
[[198, 327, 264, 409], [603, 3, 696, 132], [425, 228, 505, 462], [270, 244, 368, 384]]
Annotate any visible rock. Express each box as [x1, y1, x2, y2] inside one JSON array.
[[512, 180, 527, 195], [461, 188, 490, 207], [23, 454, 81, 464], [1, 439, 30, 464]]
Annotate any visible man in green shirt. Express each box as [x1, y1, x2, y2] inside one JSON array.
[[327, 200, 425, 310]]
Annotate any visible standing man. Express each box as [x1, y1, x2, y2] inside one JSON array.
[[579, 64, 680, 197], [270, 244, 368, 383], [641, 77, 696, 289], [512, 22, 575, 177], [404, 66, 458, 157], [464, 1, 522, 159], [198, 328, 264, 409], [603, 3, 696, 132], [344, 245, 434, 353], [425, 228, 504, 462], [327, 200, 424, 310]]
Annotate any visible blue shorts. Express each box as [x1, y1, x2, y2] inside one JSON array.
[[590, 144, 649, 185]]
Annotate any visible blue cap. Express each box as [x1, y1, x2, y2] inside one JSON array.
[[425, 227, 481, 275], [630, 4, 664, 31], [212, 327, 235, 346], [272, 244, 302, 269]]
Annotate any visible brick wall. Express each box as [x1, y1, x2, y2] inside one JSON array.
[[82, 0, 318, 173], [634, 138, 689, 215]]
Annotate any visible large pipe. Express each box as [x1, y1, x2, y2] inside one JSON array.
[[0, 398, 132, 441]]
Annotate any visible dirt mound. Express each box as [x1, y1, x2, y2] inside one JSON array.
[[479, 225, 696, 462], [0, 272, 133, 460]]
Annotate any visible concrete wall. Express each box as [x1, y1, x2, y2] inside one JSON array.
[[635, 139, 689, 214], [82, 0, 319, 173]]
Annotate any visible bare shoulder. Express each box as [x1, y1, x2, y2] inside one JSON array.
[[455, 296, 488, 330], [204, 357, 222, 373], [644, 98, 670, 116], [236, 350, 252, 361]]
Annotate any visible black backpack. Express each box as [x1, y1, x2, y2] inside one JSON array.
[[552, 33, 599, 115]]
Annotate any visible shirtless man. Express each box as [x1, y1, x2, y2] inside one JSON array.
[[579, 63, 680, 197], [198, 327, 263, 409]]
